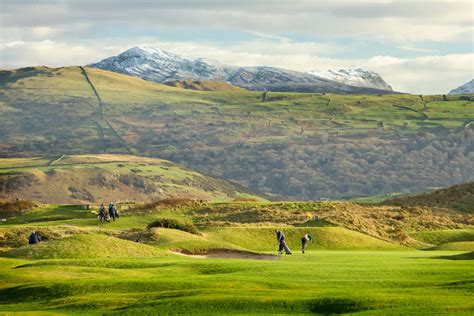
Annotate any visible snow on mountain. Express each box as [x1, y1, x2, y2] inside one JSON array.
[[89, 46, 395, 93], [89, 46, 234, 82], [448, 79, 474, 94], [307, 68, 392, 91]]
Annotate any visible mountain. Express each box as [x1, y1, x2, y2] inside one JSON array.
[[89, 46, 394, 93], [307, 68, 392, 91], [448, 79, 474, 94], [0, 154, 263, 204], [0, 66, 472, 200]]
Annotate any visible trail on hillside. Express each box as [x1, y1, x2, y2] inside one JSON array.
[[79, 66, 104, 120], [79, 66, 132, 154]]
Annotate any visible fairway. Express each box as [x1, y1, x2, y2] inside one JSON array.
[[0, 250, 472, 315]]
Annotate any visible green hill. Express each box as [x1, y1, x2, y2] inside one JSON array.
[[1, 66, 473, 199], [385, 182, 474, 213], [3, 233, 163, 259], [164, 79, 247, 91], [0, 154, 263, 204]]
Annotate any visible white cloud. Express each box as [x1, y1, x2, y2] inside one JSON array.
[[1, 1, 472, 94], [3, 38, 471, 95]]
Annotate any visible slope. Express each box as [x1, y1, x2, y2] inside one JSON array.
[[0, 154, 263, 204], [0, 66, 473, 199], [385, 182, 474, 213]]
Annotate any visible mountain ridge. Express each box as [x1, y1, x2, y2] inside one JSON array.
[[449, 79, 474, 94], [89, 46, 396, 94]]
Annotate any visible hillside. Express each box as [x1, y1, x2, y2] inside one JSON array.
[[385, 182, 474, 213], [164, 79, 246, 91], [0, 66, 473, 199], [0, 154, 262, 204]]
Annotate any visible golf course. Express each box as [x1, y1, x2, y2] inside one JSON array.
[[0, 190, 473, 315]]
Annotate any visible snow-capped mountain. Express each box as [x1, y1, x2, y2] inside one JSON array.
[[89, 46, 234, 82], [307, 69, 392, 91], [448, 79, 474, 94], [89, 46, 395, 93]]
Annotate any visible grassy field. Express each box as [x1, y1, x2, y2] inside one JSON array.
[[0, 200, 472, 314], [0, 250, 472, 315]]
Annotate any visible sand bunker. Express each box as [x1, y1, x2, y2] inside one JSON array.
[[170, 249, 279, 260]]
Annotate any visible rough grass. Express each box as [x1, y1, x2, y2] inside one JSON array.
[[147, 218, 200, 235], [386, 182, 474, 213], [410, 229, 474, 246], [431, 241, 474, 251], [0, 200, 38, 217], [3, 234, 163, 259]]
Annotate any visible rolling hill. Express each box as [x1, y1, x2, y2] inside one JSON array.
[[163, 79, 246, 91], [0, 65, 473, 199], [385, 182, 474, 213], [0, 154, 262, 204]]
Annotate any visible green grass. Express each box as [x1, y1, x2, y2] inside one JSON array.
[[0, 201, 472, 314], [0, 251, 472, 314], [431, 241, 474, 251], [410, 229, 474, 246], [3, 234, 163, 259]]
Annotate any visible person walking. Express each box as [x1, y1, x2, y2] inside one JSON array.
[[108, 202, 117, 221], [301, 232, 312, 254], [275, 229, 292, 255], [99, 203, 107, 223]]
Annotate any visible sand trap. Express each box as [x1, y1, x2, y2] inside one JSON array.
[[170, 249, 279, 260]]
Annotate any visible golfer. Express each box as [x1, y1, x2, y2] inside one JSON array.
[[275, 229, 292, 255], [301, 232, 312, 254]]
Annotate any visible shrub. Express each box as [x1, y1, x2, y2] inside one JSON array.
[[147, 218, 200, 235], [129, 198, 198, 213], [0, 200, 37, 217]]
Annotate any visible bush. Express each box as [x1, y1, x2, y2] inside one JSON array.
[[0, 200, 37, 217], [129, 198, 198, 214], [147, 218, 200, 235]]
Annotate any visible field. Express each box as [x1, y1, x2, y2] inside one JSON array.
[[1, 66, 473, 199], [1, 250, 473, 315], [0, 199, 473, 315]]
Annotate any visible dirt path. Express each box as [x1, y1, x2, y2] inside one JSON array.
[[170, 249, 279, 260], [79, 66, 104, 120]]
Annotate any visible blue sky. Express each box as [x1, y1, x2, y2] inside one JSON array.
[[1, 0, 473, 94]]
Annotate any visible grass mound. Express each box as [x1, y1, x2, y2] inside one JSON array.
[[203, 227, 403, 251], [430, 241, 474, 251], [385, 182, 474, 213], [149, 228, 243, 253], [0, 200, 38, 217], [2, 234, 162, 259], [147, 218, 200, 235], [410, 229, 474, 245]]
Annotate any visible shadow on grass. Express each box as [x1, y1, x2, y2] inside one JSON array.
[[432, 251, 474, 260], [308, 297, 373, 314]]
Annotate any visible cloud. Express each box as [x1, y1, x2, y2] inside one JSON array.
[[1, 0, 472, 43], [1, 1, 472, 94], [2, 38, 472, 95]]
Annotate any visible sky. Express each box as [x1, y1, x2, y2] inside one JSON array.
[[0, 0, 473, 94]]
